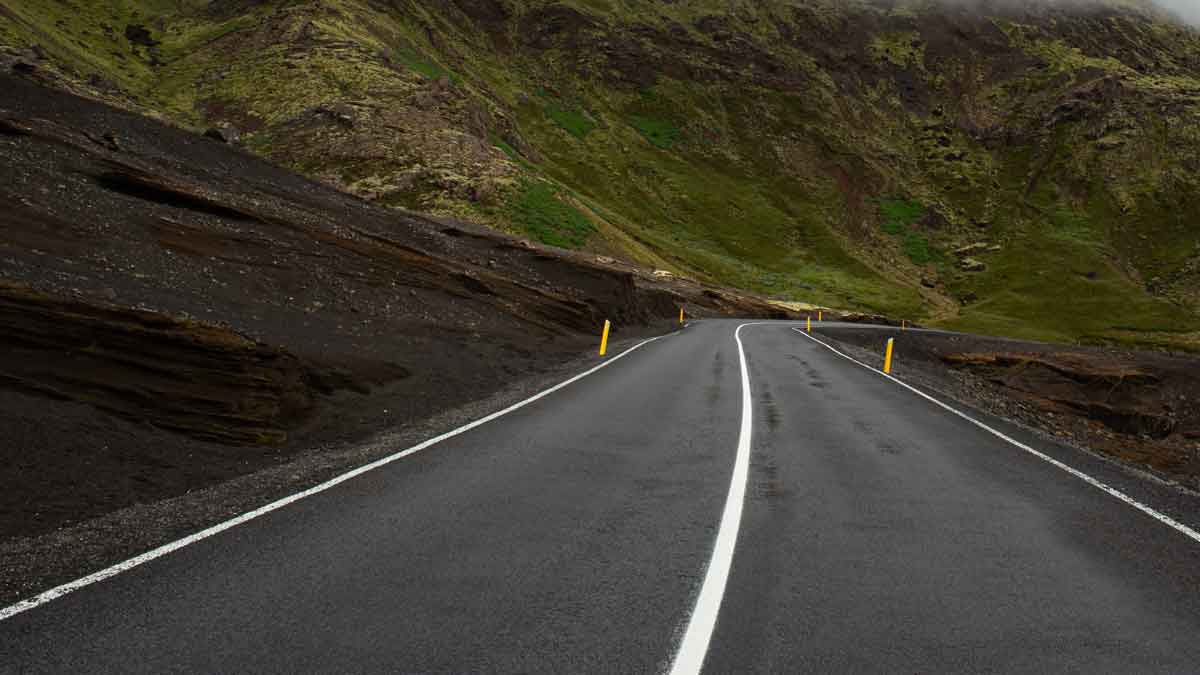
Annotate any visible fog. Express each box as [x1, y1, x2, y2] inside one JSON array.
[[914, 0, 1200, 26], [1141, 0, 1200, 25]]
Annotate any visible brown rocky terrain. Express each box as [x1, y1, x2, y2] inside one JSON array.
[[813, 324, 1200, 490], [0, 73, 789, 540]]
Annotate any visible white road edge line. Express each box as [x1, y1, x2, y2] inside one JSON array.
[[0, 333, 669, 623], [793, 327, 1200, 546], [668, 322, 760, 675]]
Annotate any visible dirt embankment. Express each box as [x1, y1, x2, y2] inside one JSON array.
[[816, 326, 1200, 488], [0, 283, 313, 445], [0, 73, 790, 539]]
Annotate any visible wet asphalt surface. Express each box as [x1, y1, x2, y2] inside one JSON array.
[[3, 320, 1200, 673]]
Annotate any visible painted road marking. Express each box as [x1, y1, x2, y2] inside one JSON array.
[[668, 322, 757, 675], [0, 333, 671, 623], [793, 327, 1200, 546]]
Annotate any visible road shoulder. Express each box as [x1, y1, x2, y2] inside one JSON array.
[[0, 333, 667, 607]]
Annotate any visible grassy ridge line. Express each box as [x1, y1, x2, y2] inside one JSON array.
[[0, 0, 928, 316], [1, 0, 1199, 348]]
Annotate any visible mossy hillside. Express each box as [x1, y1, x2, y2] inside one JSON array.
[[505, 179, 595, 249], [938, 136, 1200, 345], [0, 0, 172, 93], [512, 73, 927, 314], [940, 226, 1199, 346], [5, 0, 1200, 346]]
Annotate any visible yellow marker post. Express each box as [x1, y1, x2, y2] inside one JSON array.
[[806, 316, 811, 333], [818, 310, 823, 322], [884, 337, 895, 374], [599, 319, 611, 356], [680, 307, 685, 324]]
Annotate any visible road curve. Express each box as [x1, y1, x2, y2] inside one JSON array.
[[3, 320, 1200, 673]]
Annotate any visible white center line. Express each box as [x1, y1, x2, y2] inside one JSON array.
[[794, 327, 1200, 546], [668, 322, 760, 675]]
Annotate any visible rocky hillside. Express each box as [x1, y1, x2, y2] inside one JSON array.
[[0, 72, 790, 537], [3, 0, 1200, 347]]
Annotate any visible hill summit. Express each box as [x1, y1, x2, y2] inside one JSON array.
[[3, 0, 1199, 346]]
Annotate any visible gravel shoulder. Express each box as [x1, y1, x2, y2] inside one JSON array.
[[813, 325, 1200, 494], [0, 331, 665, 606]]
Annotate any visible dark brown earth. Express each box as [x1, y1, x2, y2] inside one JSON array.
[[0, 73, 790, 541], [815, 325, 1200, 491]]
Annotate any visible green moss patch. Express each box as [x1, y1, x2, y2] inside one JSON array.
[[630, 115, 680, 149], [879, 198, 924, 234], [395, 48, 458, 82], [506, 180, 595, 248], [545, 104, 596, 139], [902, 233, 937, 265]]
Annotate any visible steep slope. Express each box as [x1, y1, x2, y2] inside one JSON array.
[[0, 73, 786, 536], [2, 0, 1200, 347]]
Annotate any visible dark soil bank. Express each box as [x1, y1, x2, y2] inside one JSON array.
[[0, 74, 788, 540], [815, 325, 1200, 490]]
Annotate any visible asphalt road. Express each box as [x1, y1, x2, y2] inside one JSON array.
[[3, 320, 1200, 673]]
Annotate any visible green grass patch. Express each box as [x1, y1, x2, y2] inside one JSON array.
[[1048, 208, 1098, 246], [545, 104, 596, 139], [879, 197, 924, 234], [901, 232, 936, 265], [937, 220, 1200, 344], [630, 115, 680, 149], [395, 48, 458, 83], [506, 179, 595, 248]]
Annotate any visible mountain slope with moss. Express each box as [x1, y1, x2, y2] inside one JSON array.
[[3, 0, 1200, 347]]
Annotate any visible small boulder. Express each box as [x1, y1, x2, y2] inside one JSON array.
[[953, 242, 989, 258], [204, 123, 241, 144], [0, 45, 42, 74], [959, 257, 987, 272], [470, 179, 502, 205], [124, 24, 159, 47], [327, 103, 356, 128], [413, 92, 438, 110]]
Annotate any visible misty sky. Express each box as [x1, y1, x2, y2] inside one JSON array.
[[1152, 0, 1200, 25], [920, 0, 1200, 25]]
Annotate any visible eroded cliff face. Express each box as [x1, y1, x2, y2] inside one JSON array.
[[0, 283, 313, 445], [0, 73, 791, 536], [1, 0, 1199, 344]]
